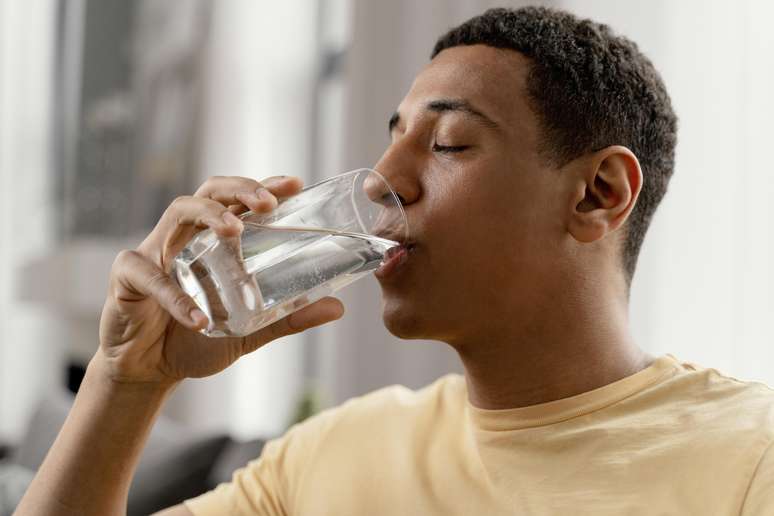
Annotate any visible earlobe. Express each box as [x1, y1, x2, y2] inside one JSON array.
[[569, 192, 609, 243], [566, 146, 642, 244]]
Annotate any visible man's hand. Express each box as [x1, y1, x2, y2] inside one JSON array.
[[98, 175, 345, 384], [14, 176, 345, 516]]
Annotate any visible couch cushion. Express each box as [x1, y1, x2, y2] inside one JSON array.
[[206, 437, 265, 488], [12, 390, 74, 471], [0, 461, 34, 516], [12, 390, 231, 516], [129, 432, 230, 515]]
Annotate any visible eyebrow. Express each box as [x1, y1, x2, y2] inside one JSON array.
[[388, 98, 499, 135]]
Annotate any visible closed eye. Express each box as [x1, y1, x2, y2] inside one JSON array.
[[432, 143, 469, 154]]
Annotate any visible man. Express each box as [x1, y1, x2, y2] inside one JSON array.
[[15, 6, 774, 515]]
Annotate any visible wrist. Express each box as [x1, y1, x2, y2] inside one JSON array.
[[88, 348, 181, 397]]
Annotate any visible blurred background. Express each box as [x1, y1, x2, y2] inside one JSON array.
[[0, 0, 772, 512]]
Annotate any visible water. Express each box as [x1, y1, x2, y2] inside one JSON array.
[[173, 223, 397, 337]]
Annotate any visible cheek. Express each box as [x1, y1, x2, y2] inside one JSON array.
[[423, 185, 507, 283], [432, 173, 554, 272]]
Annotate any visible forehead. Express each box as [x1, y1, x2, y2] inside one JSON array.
[[399, 45, 536, 136]]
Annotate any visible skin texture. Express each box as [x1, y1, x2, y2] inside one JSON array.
[[373, 45, 652, 409], [16, 45, 652, 516]]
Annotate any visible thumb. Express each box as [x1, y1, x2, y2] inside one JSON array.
[[287, 296, 345, 331], [242, 297, 345, 353]]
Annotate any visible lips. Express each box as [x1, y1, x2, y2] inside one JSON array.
[[371, 210, 414, 280], [374, 242, 414, 280]]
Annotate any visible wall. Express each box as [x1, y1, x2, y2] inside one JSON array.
[[0, 0, 61, 442], [561, 0, 774, 382], [0, 0, 320, 442], [163, 0, 320, 439]]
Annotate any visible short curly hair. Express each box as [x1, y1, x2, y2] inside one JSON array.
[[432, 6, 678, 285]]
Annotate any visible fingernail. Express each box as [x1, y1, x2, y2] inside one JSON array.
[[189, 308, 208, 327]]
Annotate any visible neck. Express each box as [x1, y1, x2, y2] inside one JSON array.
[[455, 279, 653, 410]]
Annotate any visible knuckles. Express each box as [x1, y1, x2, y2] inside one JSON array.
[[168, 195, 193, 212], [197, 175, 261, 197], [112, 249, 139, 273], [145, 269, 171, 292], [197, 176, 224, 194], [108, 249, 141, 296]]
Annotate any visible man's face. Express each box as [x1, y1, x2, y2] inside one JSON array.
[[374, 45, 568, 347]]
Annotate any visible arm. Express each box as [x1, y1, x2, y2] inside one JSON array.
[[14, 176, 344, 516], [14, 353, 177, 515]]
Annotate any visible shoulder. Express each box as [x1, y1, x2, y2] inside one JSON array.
[[287, 373, 465, 447], [662, 355, 774, 429], [271, 373, 465, 461], [641, 356, 774, 471], [741, 438, 774, 515], [335, 373, 465, 417], [258, 374, 465, 501], [182, 377, 465, 516]]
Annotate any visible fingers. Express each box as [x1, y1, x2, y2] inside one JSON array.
[[241, 296, 345, 353], [259, 175, 305, 197], [139, 175, 305, 271], [195, 175, 304, 214], [166, 195, 243, 236], [111, 250, 210, 331], [139, 196, 244, 266]]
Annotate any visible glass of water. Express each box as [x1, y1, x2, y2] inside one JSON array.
[[172, 168, 408, 337]]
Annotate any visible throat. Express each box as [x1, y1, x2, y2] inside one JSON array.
[[459, 337, 653, 411]]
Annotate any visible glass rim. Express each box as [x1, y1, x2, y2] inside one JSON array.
[[306, 168, 409, 243]]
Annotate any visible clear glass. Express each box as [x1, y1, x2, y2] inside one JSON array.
[[172, 168, 408, 337]]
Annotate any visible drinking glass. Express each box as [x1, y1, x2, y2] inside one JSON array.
[[173, 168, 408, 337]]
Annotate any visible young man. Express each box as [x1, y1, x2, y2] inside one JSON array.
[[16, 6, 774, 515]]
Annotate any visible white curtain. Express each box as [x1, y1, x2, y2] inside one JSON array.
[[0, 1, 61, 442], [164, 0, 319, 439], [559, 0, 774, 382], [0, 0, 320, 442]]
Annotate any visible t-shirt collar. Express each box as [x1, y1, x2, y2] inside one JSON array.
[[466, 354, 680, 431]]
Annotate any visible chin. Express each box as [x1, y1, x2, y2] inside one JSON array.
[[381, 298, 426, 340]]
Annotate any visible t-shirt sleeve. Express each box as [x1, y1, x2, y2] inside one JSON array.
[[740, 439, 774, 515], [182, 403, 340, 516], [183, 435, 291, 516]]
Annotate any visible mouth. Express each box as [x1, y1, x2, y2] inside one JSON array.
[[374, 241, 415, 280]]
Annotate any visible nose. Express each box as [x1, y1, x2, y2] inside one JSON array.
[[362, 172, 400, 207], [360, 140, 421, 243], [370, 140, 422, 208]]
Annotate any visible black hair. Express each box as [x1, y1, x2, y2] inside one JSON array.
[[432, 6, 678, 284]]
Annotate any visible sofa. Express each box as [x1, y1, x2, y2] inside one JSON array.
[[0, 390, 266, 515]]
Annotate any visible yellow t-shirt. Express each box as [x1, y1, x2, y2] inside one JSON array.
[[185, 354, 774, 515]]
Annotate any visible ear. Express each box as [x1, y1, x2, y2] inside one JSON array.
[[567, 146, 643, 244]]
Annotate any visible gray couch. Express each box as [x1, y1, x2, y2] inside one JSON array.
[[0, 390, 265, 515]]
